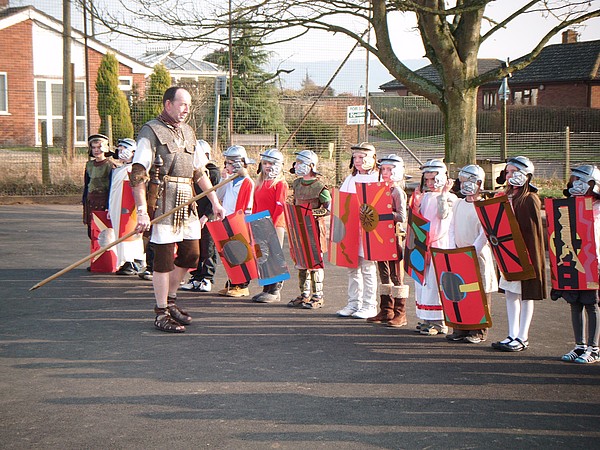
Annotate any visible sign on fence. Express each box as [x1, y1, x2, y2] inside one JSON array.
[[346, 105, 365, 125]]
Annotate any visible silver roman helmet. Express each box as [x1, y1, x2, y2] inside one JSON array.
[[258, 148, 284, 178], [350, 142, 376, 171], [420, 158, 448, 189], [378, 154, 405, 182], [458, 164, 485, 196], [223, 145, 254, 172], [569, 164, 600, 196], [87, 133, 110, 157], [506, 156, 534, 188], [292, 150, 319, 176], [116, 138, 136, 161], [195, 139, 212, 160]]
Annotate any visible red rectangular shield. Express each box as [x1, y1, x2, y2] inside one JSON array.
[[90, 210, 117, 273], [328, 189, 359, 268], [474, 195, 535, 281], [404, 206, 431, 285], [545, 196, 599, 290], [284, 203, 324, 270], [206, 210, 259, 284], [118, 180, 138, 241], [431, 246, 492, 329], [356, 182, 398, 261]]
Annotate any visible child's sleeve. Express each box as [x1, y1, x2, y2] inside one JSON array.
[[320, 186, 332, 210], [272, 181, 288, 227], [236, 178, 255, 215], [82, 165, 90, 205]]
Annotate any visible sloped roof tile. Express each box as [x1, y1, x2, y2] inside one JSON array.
[[510, 39, 600, 83], [380, 59, 502, 90], [380, 39, 600, 91], [138, 50, 222, 74]]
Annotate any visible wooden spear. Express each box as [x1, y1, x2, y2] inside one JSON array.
[[30, 172, 242, 291]]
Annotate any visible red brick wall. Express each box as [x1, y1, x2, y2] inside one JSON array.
[[0, 20, 35, 147], [537, 83, 589, 108], [0, 17, 149, 147], [589, 85, 600, 109]]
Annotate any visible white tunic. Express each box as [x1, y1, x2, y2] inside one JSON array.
[[414, 190, 457, 321], [108, 163, 145, 267], [448, 198, 498, 293]]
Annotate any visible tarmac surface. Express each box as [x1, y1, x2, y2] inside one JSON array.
[[1, 204, 599, 449]]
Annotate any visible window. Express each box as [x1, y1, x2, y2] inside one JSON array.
[[35, 79, 87, 146], [0, 73, 7, 113], [513, 88, 538, 106], [118, 76, 133, 91], [119, 76, 133, 103], [482, 91, 497, 110]]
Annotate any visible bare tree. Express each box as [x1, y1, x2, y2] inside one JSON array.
[[83, 0, 600, 165]]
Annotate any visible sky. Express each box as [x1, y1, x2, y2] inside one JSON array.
[[258, 2, 600, 92], [262, 2, 600, 62], [12, 0, 600, 93]]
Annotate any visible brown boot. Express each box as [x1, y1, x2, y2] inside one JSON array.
[[367, 284, 394, 323], [387, 285, 409, 328]]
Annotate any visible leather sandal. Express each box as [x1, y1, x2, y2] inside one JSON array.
[[167, 302, 192, 325], [492, 336, 513, 350], [154, 308, 185, 333], [503, 338, 528, 352]]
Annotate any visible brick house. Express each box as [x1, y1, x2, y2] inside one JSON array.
[[379, 31, 600, 111], [494, 31, 600, 109], [0, 3, 151, 147], [379, 59, 503, 111]]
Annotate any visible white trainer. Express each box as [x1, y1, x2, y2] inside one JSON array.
[[198, 279, 212, 292], [180, 279, 201, 291], [336, 305, 359, 317], [351, 306, 378, 319], [180, 279, 212, 292]]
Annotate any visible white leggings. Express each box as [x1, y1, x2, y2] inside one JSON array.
[[505, 290, 535, 341]]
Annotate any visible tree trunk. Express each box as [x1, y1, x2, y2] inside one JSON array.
[[443, 86, 478, 168]]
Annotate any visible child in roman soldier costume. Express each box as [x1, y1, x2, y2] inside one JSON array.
[[552, 165, 600, 364], [446, 164, 497, 343], [491, 156, 546, 352], [336, 143, 380, 319], [411, 159, 457, 336], [82, 134, 115, 239], [216, 145, 255, 297], [287, 150, 331, 309], [108, 138, 146, 275], [363, 154, 410, 327], [251, 148, 290, 303]]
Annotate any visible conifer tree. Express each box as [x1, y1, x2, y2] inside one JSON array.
[[205, 27, 286, 135], [95, 53, 134, 142], [131, 63, 171, 131]]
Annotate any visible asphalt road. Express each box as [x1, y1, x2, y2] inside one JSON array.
[[1, 204, 599, 449]]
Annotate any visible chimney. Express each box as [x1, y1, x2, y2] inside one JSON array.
[[0, 0, 9, 10], [562, 29, 579, 44]]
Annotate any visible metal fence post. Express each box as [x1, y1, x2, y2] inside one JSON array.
[[564, 126, 570, 182], [41, 121, 51, 186], [106, 115, 113, 146]]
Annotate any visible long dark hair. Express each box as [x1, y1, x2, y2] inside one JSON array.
[[505, 174, 534, 211]]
